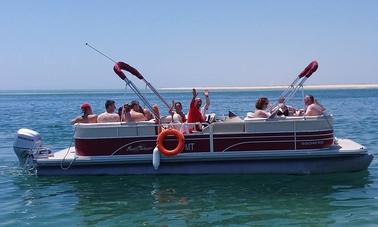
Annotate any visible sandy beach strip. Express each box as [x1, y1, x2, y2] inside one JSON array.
[[160, 84, 378, 91]]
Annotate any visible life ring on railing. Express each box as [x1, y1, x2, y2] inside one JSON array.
[[157, 129, 185, 156]]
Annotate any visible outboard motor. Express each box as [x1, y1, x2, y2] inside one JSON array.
[[13, 128, 42, 166]]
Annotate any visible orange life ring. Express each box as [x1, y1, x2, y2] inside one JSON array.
[[157, 129, 185, 156]]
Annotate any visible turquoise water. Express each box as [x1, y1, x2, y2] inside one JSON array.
[[0, 89, 377, 226]]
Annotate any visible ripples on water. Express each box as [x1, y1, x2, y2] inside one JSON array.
[[0, 89, 377, 225]]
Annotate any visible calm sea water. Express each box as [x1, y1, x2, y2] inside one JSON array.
[[0, 89, 377, 226]]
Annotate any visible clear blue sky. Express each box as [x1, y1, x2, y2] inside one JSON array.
[[1, 0, 377, 90]]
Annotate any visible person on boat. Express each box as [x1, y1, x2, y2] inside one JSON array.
[[70, 103, 97, 124], [97, 100, 120, 123], [168, 101, 187, 123], [187, 88, 210, 130], [296, 95, 326, 116], [117, 106, 123, 120], [121, 100, 154, 122], [251, 97, 271, 118], [272, 97, 296, 117], [120, 103, 132, 122]]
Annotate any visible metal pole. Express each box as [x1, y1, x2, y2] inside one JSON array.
[[284, 77, 308, 103], [124, 79, 158, 119], [280, 76, 301, 99], [142, 79, 171, 109]]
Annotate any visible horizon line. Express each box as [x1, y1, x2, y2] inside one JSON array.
[[1, 83, 378, 92]]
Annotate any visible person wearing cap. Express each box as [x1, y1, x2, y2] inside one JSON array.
[[70, 103, 97, 124], [97, 100, 120, 123]]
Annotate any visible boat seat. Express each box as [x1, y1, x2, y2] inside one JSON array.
[[246, 112, 254, 118], [74, 121, 157, 138], [244, 117, 267, 121], [203, 121, 245, 133]]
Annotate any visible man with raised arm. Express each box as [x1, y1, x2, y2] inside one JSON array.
[[187, 88, 210, 130]]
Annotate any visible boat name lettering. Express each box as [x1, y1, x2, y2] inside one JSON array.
[[300, 140, 324, 145], [185, 143, 195, 151], [126, 145, 153, 152]]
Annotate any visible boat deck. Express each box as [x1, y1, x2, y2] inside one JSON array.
[[37, 138, 367, 164], [32, 138, 372, 175]]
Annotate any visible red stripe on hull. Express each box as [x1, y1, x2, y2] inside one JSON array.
[[75, 131, 334, 156]]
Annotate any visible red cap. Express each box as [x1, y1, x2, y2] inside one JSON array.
[[80, 103, 91, 109]]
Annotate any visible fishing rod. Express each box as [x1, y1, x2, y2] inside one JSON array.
[[85, 42, 159, 119], [85, 43, 117, 63], [85, 42, 171, 111]]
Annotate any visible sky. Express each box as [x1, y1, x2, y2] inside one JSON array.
[[0, 0, 377, 90]]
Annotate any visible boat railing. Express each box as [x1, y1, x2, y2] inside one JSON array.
[[74, 121, 207, 130], [73, 121, 209, 138], [73, 114, 332, 127], [74, 115, 334, 150]]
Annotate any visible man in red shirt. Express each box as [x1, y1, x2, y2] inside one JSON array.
[[187, 88, 210, 130]]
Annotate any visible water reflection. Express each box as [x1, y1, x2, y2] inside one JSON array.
[[7, 171, 374, 225]]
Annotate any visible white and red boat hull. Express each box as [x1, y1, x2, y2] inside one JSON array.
[[15, 115, 373, 175]]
